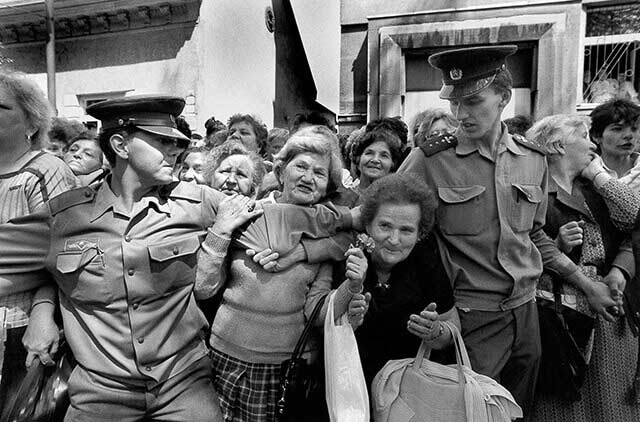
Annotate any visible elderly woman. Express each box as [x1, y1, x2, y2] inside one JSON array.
[[178, 146, 208, 185], [590, 99, 640, 191], [63, 133, 107, 186], [338, 129, 403, 208], [0, 71, 77, 411], [265, 127, 289, 163], [526, 114, 640, 421], [196, 125, 364, 422], [413, 109, 457, 149], [348, 173, 459, 386], [226, 113, 268, 158], [205, 141, 266, 197]]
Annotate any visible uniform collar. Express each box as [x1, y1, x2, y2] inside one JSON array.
[[455, 123, 525, 158], [90, 177, 173, 221]]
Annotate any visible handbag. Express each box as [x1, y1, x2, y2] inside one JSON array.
[[276, 294, 327, 422], [536, 278, 595, 402], [324, 291, 369, 422], [372, 321, 522, 422], [1, 339, 76, 422]]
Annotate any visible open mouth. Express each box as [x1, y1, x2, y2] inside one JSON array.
[[296, 184, 313, 194]]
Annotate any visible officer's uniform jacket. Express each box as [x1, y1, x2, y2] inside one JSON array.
[[398, 124, 578, 311]]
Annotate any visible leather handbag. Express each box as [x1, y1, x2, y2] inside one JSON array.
[[1, 339, 76, 422], [276, 294, 327, 422], [536, 278, 595, 402], [372, 321, 522, 422]]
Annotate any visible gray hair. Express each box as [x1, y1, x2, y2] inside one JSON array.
[[525, 114, 590, 157], [273, 125, 343, 196], [204, 140, 266, 197], [0, 70, 53, 148]]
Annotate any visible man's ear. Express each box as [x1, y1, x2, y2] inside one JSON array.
[[499, 90, 512, 109], [110, 134, 129, 160]]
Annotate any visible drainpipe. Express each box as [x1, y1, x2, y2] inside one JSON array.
[[45, 0, 56, 113]]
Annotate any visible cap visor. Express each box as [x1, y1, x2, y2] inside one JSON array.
[[439, 75, 496, 100], [137, 126, 191, 143]]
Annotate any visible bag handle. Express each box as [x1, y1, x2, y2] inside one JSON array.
[[289, 293, 328, 362], [413, 321, 471, 385]]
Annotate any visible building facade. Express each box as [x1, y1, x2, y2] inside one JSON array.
[[338, 0, 640, 133]]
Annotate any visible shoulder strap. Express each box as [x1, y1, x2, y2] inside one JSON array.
[[419, 133, 458, 157], [512, 133, 546, 155], [290, 294, 328, 360]]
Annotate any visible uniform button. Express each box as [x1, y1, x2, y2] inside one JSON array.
[[137, 337, 144, 344], [84, 190, 92, 198], [128, 268, 135, 276], [145, 366, 152, 372], [172, 246, 179, 255], [124, 235, 131, 242], [132, 303, 139, 310]]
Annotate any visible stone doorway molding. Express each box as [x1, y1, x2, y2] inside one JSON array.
[[371, 11, 581, 120]]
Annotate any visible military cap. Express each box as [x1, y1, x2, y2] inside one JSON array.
[[87, 95, 190, 144], [428, 45, 517, 99]]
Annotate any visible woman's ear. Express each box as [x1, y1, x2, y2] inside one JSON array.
[[110, 134, 129, 161]]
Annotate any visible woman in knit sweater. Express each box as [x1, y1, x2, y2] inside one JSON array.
[[196, 125, 364, 422]]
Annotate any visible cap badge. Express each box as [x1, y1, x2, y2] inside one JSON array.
[[450, 68, 463, 81]]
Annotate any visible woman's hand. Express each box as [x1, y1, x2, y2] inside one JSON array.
[[246, 244, 307, 272], [556, 220, 584, 253], [345, 247, 367, 293], [585, 281, 618, 322], [581, 158, 607, 181], [211, 194, 262, 237], [22, 303, 59, 367], [603, 267, 626, 315], [347, 292, 371, 328], [407, 302, 443, 342]]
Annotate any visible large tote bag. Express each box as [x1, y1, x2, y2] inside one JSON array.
[[371, 322, 522, 422]]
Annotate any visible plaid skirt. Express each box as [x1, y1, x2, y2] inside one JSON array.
[[211, 348, 282, 422]]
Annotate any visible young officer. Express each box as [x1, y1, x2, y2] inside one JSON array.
[[0, 95, 238, 421], [398, 45, 581, 415]]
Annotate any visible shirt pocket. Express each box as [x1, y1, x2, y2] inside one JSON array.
[[147, 234, 201, 291], [437, 185, 487, 235], [510, 183, 543, 232], [55, 248, 109, 304]]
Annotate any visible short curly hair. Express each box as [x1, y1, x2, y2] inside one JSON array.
[[273, 125, 343, 197], [204, 140, 266, 197], [589, 99, 640, 140], [352, 129, 403, 176], [227, 113, 268, 156], [365, 117, 408, 147], [0, 70, 52, 148], [360, 173, 437, 241]]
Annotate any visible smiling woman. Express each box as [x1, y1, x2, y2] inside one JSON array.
[[351, 128, 403, 193]]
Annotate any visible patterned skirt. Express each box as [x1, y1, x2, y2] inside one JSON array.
[[211, 348, 282, 422], [529, 316, 640, 421]]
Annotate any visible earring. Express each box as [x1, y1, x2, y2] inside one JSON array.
[[25, 133, 32, 144]]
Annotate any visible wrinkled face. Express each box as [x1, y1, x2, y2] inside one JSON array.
[[227, 121, 259, 152], [562, 124, 597, 172], [367, 203, 420, 268], [0, 84, 33, 150], [595, 120, 640, 160], [449, 88, 505, 141], [280, 152, 330, 205], [179, 151, 206, 184], [358, 140, 393, 183], [211, 154, 255, 196], [64, 139, 103, 175], [428, 118, 456, 138], [124, 131, 186, 186]]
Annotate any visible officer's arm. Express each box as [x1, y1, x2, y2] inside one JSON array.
[[0, 209, 51, 275]]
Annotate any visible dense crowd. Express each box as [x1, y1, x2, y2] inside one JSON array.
[[1, 44, 640, 422]]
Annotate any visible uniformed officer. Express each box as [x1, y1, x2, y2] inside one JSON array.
[[398, 46, 582, 415], [0, 95, 252, 421]]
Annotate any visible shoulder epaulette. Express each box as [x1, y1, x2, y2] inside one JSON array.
[[512, 133, 546, 155], [160, 180, 202, 202], [419, 133, 458, 157], [48, 186, 96, 216]]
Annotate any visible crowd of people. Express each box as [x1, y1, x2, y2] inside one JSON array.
[[1, 43, 640, 422]]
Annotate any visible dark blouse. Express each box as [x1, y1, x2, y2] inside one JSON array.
[[354, 234, 455, 386]]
